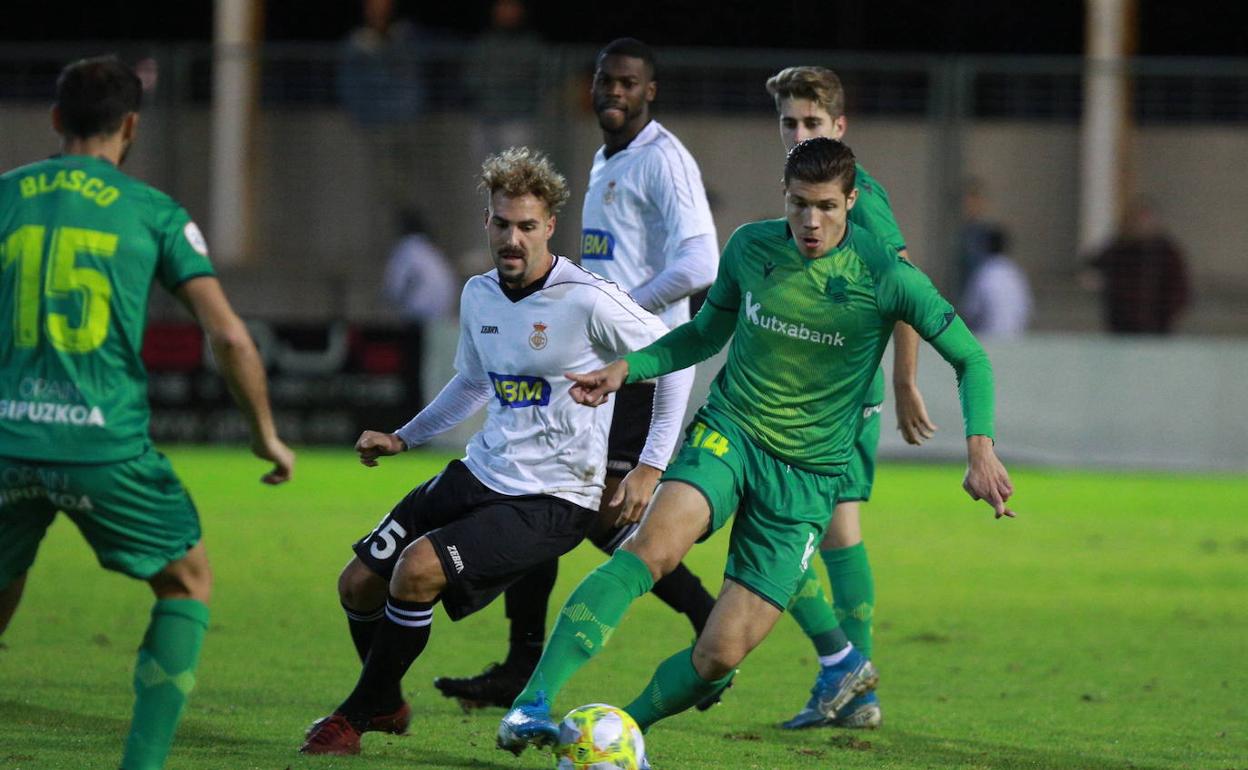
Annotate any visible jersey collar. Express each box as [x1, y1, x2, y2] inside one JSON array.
[[498, 255, 558, 302], [597, 120, 662, 162]]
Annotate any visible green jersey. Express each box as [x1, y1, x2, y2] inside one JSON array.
[[626, 218, 993, 474], [0, 155, 215, 463], [852, 163, 905, 404]]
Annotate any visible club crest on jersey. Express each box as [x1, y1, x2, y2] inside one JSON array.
[[581, 228, 615, 261], [488, 372, 551, 408], [604, 180, 617, 204], [528, 322, 548, 350], [825, 276, 849, 303]]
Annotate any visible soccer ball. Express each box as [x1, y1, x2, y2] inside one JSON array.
[[552, 703, 647, 770]]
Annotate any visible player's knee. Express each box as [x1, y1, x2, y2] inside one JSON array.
[[337, 559, 386, 611], [620, 538, 677, 583], [691, 637, 742, 681], [390, 538, 447, 603], [151, 550, 213, 603]]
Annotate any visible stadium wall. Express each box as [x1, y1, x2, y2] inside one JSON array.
[[3, 106, 1247, 334]]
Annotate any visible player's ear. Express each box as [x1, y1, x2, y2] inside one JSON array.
[[121, 112, 140, 144], [645, 80, 657, 104], [50, 105, 63, 134], [833, 115, 848, 139], [545, 214, 556, 239], [846, 187, 859, 210]]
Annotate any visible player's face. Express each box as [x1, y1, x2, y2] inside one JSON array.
[[591, 54, 655, 135], [777, 97, 846, 151], [785, 178, 858, 259], [486, 192, 556, 289]]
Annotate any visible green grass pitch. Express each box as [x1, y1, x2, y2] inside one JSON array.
[[1, 447, 1245, 769]]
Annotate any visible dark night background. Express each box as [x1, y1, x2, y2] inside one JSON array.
[[3, 0, 1247, 57]]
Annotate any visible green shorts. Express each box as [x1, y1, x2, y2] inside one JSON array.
[[662, 407, 843, 610], [837, 366, 885, 505], [0, 447, 201, 585]]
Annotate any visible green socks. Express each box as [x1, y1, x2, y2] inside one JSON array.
[[514, 549, 654, 706], [823, 542, 875, 659], [624, 647, 734, 731], [787, 564, 844, 655], [121, 599, 209, 770]]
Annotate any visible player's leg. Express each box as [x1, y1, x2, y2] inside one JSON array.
[[625, 580, 776, 730], [0, 458, 58, 638], [498, 480, 712, 753], [592, 476, 715, 636], [0, 572, 27, 637], [62, 448, 213, 770], [337, 556, 389, 663], [599, 382, 716, 634]]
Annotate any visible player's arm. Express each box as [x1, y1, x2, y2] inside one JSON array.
[[356, 374, 492, 466], [567, 299, 735, 407], [891, 248, 937, 445], [628, 233, 718, 312], [881, 264, 1014, 518], [176, 276, 294, 484]]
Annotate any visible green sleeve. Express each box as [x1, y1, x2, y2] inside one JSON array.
[[624, 300, 736, 382], [156, 202, 215, 292], [927, 317, 994, 439], [876, 260, 993, 438]]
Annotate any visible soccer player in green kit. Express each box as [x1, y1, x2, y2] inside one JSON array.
[[497, 136, 1014, 753], [0, 56, 294, 769], [767, 64, 935, 729]]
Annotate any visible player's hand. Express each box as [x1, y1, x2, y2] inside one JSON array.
[[895, 382, 937, 445], [355, 430, 406, 467], [566, 360, 629, 407], [962, 435, 1015, 519], [252, 435, 295, 485], [609, 463, 662, 526]]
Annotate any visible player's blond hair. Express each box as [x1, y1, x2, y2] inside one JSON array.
[[479, 147, 570, 216], [765, 66, 845, 119]]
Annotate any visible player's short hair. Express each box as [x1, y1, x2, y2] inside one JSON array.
[[479, 146, 570, 216], [766, 66, 845, 119], [784, 137, 857, 194], [597, 37, 656, 79], [55, 55, 142, 139]]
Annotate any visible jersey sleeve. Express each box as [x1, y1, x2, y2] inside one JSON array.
[[586, 285, 669, 358], [155, 201, 215, 292], [875, 258, 955, 339], [642, 147, 716, 260], [851, 172, 907, 253], [452, 281, 489, 383], [704, 226, 744, 312]]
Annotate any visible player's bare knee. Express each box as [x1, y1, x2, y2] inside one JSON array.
[[390, 538, 446, 603], [691, 637, 741, 681], [151, 547, 213, 603], [620, 537, 677, 583], [338, 558, 387, 611]]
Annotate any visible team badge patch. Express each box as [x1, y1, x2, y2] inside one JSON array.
[[183, 221, 209, 256], [825, 276, 849, 303], [528, 322, 548, 350]]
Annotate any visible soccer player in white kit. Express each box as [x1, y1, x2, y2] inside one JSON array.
[[300, 147, 690, 756], [434, 38, 723, 710]]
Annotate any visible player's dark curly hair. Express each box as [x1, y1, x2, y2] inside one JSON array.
[[55, 55, 142, 139], [480, 146, 570, 216], [783, 137, 857, 194], [597, 37, 656, 79]]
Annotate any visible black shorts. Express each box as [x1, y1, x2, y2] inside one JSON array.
[[605, 381, 655, 477], [352, 460, 596, 621]]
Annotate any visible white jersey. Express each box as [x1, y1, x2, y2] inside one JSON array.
[[580, 120, 717, 328], [454, 256, 669, 509]]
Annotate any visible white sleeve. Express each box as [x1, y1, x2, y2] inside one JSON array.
[[586, 282, 671, 358], [637, 366, 694, 470], [630, 232, 719, 312], [394, 373, 492, 448]]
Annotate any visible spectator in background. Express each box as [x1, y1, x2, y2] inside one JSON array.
[[960, 226, 1032, 338], [1087, 197, 1191, 335], [338, 0, 428, 252], [467, 0, 543, 157], [382, 209, 457, 412], [959, 177, 998, 294]]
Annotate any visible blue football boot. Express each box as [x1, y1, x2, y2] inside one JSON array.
[[780, 647, 878, 729], [831, 691, 882, 729], [496, 692, 559, 755]]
